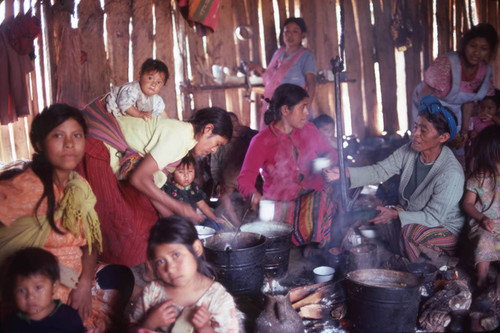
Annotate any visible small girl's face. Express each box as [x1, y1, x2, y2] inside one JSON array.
[[478, 99, 497, 121], [139, 70, 165, 97], [173, 163, 195, 188], [14, 274, 56, 321], [319, 123, 335, 141], [464, 37, 491, 65], [152, 241, 202, 287]]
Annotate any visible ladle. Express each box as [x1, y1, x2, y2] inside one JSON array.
[[225, 209, 250, 251]]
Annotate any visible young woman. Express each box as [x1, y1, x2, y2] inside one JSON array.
[[238, 84, 338, 257], [0, 104, 133, 331]]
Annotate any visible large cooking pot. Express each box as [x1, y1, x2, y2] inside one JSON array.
[[203, 232, 266, 296], [240, 221, 293, 278], [345, 269, 421, 333]]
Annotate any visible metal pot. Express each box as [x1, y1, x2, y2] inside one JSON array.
[[203, 232, 266, 295]]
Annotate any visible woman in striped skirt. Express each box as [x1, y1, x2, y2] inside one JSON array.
[[325, 95, 465, 263]]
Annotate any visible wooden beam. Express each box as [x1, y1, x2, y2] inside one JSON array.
[[132, 0, 154, 77], [261, 0, 278, 65], [105, 0, 131, 86], [155, 0, 177, 118]]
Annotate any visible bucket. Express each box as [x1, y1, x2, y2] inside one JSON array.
[[345, 269, 421, 333], [240, 221, 293, 278], [203, 231, 267, 295]]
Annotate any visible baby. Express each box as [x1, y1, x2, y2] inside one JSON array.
[[1, 247, 85, 332], [313, 114, 337, 149], [106, 58, 169, 120], [469, 94, 499, 139]]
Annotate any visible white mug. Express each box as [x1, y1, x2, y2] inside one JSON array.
[[259, 199, 275, 221]]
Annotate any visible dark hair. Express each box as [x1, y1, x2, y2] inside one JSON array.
[[6, 248, 59, 292], [264, 84, 309, 125], [481, 89, 500, 108], [140, 58, 169, 85], [29, 104, 87, 234], [313, 114, 335, 129], [459, 23, 498, 61], [284, 17, 307, 33], [189, 107, 233, 141], [417, 106, 457, 137], [147, 216, 215, 279], [468, 124, 500, 210], [279, 17, 307, 46], [177, 154, 196, 169], [227, 112, 238, 122]]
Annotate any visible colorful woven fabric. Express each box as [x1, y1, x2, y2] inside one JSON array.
[[178, 0, 220, 35], [400, 223, 458, 262], [273, 188, 336, 247], [75, 136, 158, 267]]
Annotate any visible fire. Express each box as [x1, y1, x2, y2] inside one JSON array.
[[454, 269, 459, 280]]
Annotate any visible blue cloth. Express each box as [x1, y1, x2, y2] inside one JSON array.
[[418, 95, 458, 141], [278, 49, 316, 87], [1, 300, 85, 333]]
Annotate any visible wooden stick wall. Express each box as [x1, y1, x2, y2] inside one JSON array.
[[0, 0, 499, 164]]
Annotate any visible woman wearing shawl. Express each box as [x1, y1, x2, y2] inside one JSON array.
[[0, 104, 133, 332], [326, 96, 465, 263], [248, 17, 316, 129]]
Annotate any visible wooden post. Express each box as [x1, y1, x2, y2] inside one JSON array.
[[132, 0, 154, 76], [105, 0, 131, 86]]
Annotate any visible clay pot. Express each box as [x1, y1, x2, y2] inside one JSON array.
[[255, 291, 304, 333]]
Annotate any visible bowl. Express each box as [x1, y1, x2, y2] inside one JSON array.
[[313, 266, 335, 283], [359, 225, 377, 239], [195, 225, 216, 240]]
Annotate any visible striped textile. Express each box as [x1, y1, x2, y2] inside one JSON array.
[[178, 0, 220, 32], [273, 188, 336, 247], [75, 136, 159, 267], [400, 223, 458, 262], [81, 96, 143, 180]]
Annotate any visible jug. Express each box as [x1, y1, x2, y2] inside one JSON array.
[[255, 291, 304, 333]]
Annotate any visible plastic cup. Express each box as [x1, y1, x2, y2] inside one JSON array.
[[313, 266, 335, 283], [259, 200, 275, 221]]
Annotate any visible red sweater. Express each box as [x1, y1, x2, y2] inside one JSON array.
[[238, 122, 338, 201]]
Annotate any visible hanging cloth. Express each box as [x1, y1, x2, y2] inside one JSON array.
[[178, 0, 221, 36]]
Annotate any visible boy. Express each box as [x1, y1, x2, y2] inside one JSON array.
[[1, 247, 85, 333]]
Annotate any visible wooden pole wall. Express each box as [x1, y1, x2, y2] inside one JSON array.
[[2, 0, 500, 164]]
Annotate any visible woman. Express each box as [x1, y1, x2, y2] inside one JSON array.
[[411, 23, 498, 164], [248, 17, 316, 129], [0, 104, 133, 331], [77, 102, 233, 267], [327, 96, 465, 263], [238, 84, 338, 256]]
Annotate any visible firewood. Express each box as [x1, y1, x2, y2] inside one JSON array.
[[289, 281, 329, 303], [292, 290, 323, 310], [298, 304, 328, 319]]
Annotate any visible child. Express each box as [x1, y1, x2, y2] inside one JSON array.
[[161, 154, 221, 227], [106, 58, 169, 120], [1, 247, 85, 333], [468, 94, 500, 139], [462, 124, 500, 290], [129, 216, 241, 332], [313, 114, 337, 149]]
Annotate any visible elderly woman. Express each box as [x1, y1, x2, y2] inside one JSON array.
[[238, 84, 338, 256], [327, 95, 465, 262]]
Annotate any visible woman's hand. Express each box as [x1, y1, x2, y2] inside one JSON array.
[[246, 62, 264, 76], [68, 278, 93, 321], [479, 217, 495, 233], [322, 167, 339, 182], [368, 205, 398, 224], [251, 192, 262, 211], [142, 300, 177, 330], [191, 304, 215, 333]]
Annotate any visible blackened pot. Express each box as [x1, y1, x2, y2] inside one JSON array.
[[345, 269, 421, 333], [203, 232, 267, 296]]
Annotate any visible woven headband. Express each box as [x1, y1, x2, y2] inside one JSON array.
[[418, 95, 457, 141]]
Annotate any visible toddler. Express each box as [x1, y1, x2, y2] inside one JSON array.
[[106, 58, 169, 120], [462, 124, 500, 290], [1, 247, 85, 333], [129, 216, 241, 332], [313, 114, 337, 149], [161, 154, 221, 227], [468, 94, 500, 139]]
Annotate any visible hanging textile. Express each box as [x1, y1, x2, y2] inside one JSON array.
[[178, 0, 221, 36]]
